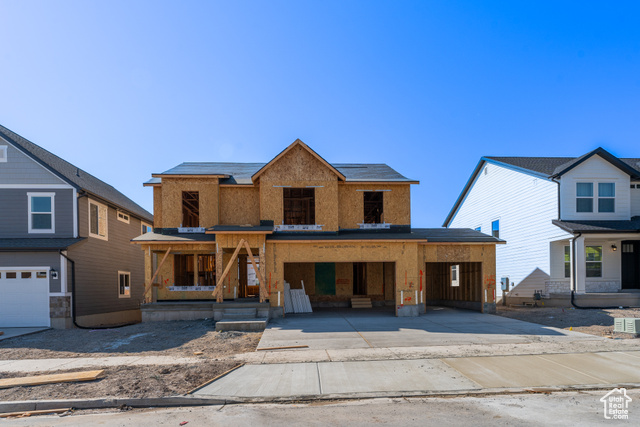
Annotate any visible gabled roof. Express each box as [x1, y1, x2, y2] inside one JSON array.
[[444, 148, 640, 227], [0, 124, 153, 223], [251, 139, 346, 181], [552, 218, 640, 234]]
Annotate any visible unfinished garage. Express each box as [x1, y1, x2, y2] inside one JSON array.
[[424, 262, 483, 311], [283, 262, 396, 308]]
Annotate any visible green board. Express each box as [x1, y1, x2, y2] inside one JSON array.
[[315, 262, 336, 295]]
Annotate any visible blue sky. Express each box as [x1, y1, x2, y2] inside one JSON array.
[[1, 1, 639, 226]]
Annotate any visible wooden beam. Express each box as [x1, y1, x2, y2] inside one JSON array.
[[213, 239, 245, 302], [242, 240, 268, 303], [0, 370, 104, 389], [144, 247, 171, 303], [0, 408, 71, 418]]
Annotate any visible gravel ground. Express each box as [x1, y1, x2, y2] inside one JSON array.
[[496, 306, 640, 339]]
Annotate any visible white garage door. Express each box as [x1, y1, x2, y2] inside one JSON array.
[[0, 268, 51, 327]]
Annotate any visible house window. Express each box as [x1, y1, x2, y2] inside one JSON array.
[[182, 191, 199, 227], [451, 264, 460, 287], [598, 183, 615, 213], [174, 254, 216, 286], [576, 183, 594, 212], [117, 211, 130, 223], [89, 200, 108, 240], [585, 246, 602, 278], [0, 145, 7, 162], [118, 271, 131, 298], [141, 222, 153, 234], [491, 220, 499, 238], [6, 272, 17, 279], [28, 193, 55, 233], [283, 188, 315, 225], [363, 192, 383, 224], [564, 246, 571, 278]]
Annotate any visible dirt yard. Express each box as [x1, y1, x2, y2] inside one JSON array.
[[496, 306, 640, 338], [0, 319, 261, 401]]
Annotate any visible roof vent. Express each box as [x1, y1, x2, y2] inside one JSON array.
[[484, 166, 488, 175], [76, 168, 80, 177]]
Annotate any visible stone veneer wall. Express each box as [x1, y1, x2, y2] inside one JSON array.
[[545, 280, 570, 295], [585, 281, 620, 293], [50, 296, 71, 318]]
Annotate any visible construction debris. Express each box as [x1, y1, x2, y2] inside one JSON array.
[[257, 345, 309, 351], [0, 408, 71, 418], [0, 370, 104, 389], [284, 281, 312, 313]]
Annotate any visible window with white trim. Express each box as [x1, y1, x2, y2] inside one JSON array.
[[576, 183, 594, 212], [118, 271, 131, 298], [0, 145, 7, 162], [28, 192, 55, 233], [451, 264, 460, 287], [491, 220, 499, 238], [89, 200, 108, 240], [141, 222, 153, 234], [586, 246, 602, 278], [598, 183, 615, 213], [117, 211, 130, 223]]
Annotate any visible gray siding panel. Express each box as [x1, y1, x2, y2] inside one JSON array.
[[0, 189, 74, 238], [0, 141, 66, 184], [68, 197, 145, 316], [0, 252, 62, 292]]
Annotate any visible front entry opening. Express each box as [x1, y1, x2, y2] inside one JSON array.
[[622, 241, 640, 290]]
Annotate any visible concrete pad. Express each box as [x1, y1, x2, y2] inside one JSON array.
[[0, 327, 49, 341], [318, 359, 480, 394], [442, 354, 608, 388], [536, 351, 640, 384], [259, 350, 330, 364], [196, 363, 321, 397]]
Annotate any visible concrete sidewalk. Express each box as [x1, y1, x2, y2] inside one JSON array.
[[0, 355, 204, 373], [195, 350, 640, 399]]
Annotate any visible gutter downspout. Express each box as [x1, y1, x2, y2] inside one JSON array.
[[550, 176, 561, 220]]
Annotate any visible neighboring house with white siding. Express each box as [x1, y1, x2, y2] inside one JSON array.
[[444, 147, 640, 306], [0, 124, 153, 328]]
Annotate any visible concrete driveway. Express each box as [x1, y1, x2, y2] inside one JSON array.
[[0, 327, 48, 342], [257, 307, 597, 350]]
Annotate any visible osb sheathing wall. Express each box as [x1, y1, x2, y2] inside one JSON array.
[[420, 244, 497, 308], [219, 187, 260, 225], [153, 187, 163, 228], [161, 178, 219, 228], [266, 241, 420, 307], [338, 184, 411, 229], [258, 144, 340, 231]]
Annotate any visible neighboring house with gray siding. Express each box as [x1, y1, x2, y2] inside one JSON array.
[[0, 124, 153, 328]]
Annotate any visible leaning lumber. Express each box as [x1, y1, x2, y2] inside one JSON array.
[[0, 408, 71, 418], [0, 370, 104, 389]]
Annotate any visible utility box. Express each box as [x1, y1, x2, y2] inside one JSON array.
[[625, 318, 640, 334], [614, 318, 626, 332]]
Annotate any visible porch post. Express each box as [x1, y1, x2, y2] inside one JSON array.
[[574, 235, 586, 294]]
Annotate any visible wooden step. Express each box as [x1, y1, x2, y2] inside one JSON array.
[[351, 298, 372, 308]]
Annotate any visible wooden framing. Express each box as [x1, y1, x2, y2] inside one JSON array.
[[144, 247, 171, 303], [212, 238, 268, 303]]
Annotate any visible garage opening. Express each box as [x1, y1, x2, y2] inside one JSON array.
[[284, 262, 395, 309], [0, 269, 50, 327], [425, 262, 482, 311]]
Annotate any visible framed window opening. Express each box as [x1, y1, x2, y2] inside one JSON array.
[[173, 254, 216, 286], [564, 245, 571, 278], [598, 183, 615, 213], [491, 220, 500, 239], [89, 199, 108, 240], [363, 191, 383, 224], [117, 211, 130, 223], [0, 145, 7, 162], [118, 271, 131, 298], [585, 245, 602, 278], [451, 264, 460, 287], [182, 191, 200, 227], [283, 188, 315, 225], [28, 192, 55, 233], [576, 182, 594, 213]]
